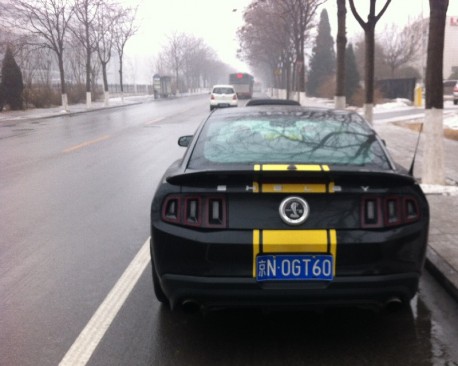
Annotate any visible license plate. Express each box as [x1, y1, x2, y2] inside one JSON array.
[[256, 255, 333, 281]]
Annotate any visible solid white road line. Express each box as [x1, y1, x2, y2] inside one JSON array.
[[59, 238, 151, 366]]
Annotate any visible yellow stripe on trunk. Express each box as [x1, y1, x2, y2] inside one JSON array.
[[252, 229, 337, 277], [253, 230, 260, 277], [262, 230, 328, 253]]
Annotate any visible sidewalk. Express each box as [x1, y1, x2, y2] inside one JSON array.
[[0, 94, 154, 123], [1, 96, 457, 303], [374, 122, 458, 302]]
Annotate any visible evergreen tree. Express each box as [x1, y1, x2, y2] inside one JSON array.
[[307, 9, 336, 97], [1, 45, 24, 110], [345, 43, 360, 105]]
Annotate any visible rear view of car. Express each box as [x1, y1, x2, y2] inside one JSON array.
[[210, 85, 238, 111], [150, 106, 429, 312]]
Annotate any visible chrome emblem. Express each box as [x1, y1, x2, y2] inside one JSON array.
[[279, 196, 309, 225]]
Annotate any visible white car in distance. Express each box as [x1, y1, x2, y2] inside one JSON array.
[[210, 85, 238, 111]]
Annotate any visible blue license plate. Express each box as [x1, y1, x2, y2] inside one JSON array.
[[256, 255, 334, 281]]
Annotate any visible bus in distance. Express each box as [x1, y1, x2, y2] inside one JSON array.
[[229, 73, 254, 99]]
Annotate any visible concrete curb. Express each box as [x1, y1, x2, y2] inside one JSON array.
[[425, 246, 458, 302]]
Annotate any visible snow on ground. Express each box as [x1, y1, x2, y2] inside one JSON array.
[[372, 98, 458, 130]]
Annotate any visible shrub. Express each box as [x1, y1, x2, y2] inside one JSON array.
[[1, 45, 24, 110]]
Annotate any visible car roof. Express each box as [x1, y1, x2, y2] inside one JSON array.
[[211, 104, 357, 117], [246, 98, 301, 106], [212, 84, 234, 89]]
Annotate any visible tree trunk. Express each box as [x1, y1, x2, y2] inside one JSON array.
[[58, 54, 68, 111], [102, 62, 109, 106], [422, 0, 448, 184], [335, 0, 347, 109], [118, 54, 124, 103]]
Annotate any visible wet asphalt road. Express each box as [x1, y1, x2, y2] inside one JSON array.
[[1, 95, 457, 366]]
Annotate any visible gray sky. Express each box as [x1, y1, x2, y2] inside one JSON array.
[[122, 0, 458, 82]]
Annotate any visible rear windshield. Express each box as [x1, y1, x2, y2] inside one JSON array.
[[188, 110, 391, 169], [212, 87, 235, 94]]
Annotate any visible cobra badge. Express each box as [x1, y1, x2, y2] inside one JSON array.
[[279, 196, 309, 225]]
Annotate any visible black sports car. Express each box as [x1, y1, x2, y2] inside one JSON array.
[[150, 105, 429, 311]]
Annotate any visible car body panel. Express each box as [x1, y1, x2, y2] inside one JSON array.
[[150, 106, 429, 310]]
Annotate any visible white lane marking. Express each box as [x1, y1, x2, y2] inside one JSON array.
[[59, 238, 151, 366]]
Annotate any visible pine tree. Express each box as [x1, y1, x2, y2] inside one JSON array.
[[307, 9, 336, 97], [1, 45, 24, 110], [345, 43, 360, 105]]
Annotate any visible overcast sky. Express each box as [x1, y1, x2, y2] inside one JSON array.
[[122, 0, 458, 82]]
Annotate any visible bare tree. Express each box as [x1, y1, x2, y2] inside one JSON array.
[[94, 1, 122, 105], [112, 4, 138, 102], [162, 32, 189, 94], [348, 0, 391, 123], [335, 0, 346, 108], [72, 0, 102, 108], [276, 0, 325, 94], [381, 17, 425, 77], [238, 1, 291, 90], [6, 0, 75, 110], [422, 0, 448, 184], [238, 0, 324, 98]]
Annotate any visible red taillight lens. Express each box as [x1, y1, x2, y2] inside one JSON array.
[[232, 94, 237, 100], [404, 197, 420, 222], [385, 197, 402, 226], [162, 196, 181, 224], [161, 195, 227, 228], [211, 94, 215, 100], [361, 195, 420, 228]]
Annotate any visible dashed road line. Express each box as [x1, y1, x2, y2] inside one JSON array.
[[63, 135, 111, 153], [144, 117, 165, 126], [59, 238, 151, 366]]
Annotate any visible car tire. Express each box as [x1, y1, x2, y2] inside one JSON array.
[[152, 265, 169, 305], [210, 106, 214, 111], [454, 99, 457, 105]]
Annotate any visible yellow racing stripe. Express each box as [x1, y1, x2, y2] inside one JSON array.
[[262, 230, 328, 253], [261, 183, 328, 193], [252, 229, 338, 278], [253, 230, 260, 277]]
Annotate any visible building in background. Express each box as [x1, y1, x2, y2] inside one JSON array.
[[444, 16, 458, 78]]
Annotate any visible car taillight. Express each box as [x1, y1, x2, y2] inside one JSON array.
[[361, 195, 420, 228], [454, 85, 458, 92], [161, 195, 227, 228], [211, 94, 215, 100], [232, 95, 237, 100]]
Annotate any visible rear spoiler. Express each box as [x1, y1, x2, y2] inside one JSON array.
[[165, 166, 416, 186]]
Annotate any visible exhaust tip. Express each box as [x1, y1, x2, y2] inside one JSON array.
[[384, 297, 404, 312], [181, 299, 201, 314]]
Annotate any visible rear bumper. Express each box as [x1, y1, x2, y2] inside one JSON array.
[[160, 272, 420, 310]]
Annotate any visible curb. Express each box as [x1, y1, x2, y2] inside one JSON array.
[[425, 246, 458, 302]]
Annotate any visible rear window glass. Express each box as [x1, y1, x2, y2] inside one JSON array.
[[188, 110, 391, 169], [212, 87, 234, 94]]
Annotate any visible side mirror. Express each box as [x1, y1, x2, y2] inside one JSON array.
[[178, 135, 193, 147]]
